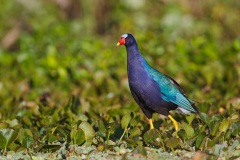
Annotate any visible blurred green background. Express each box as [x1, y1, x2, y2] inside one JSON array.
[[0, 0, 239, 116]]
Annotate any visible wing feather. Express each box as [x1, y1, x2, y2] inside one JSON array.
[[143, 61, 199, 113]]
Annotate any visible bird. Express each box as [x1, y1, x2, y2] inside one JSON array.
[[117, 33, 199, 131]]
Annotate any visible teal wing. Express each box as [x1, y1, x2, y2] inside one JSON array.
[[143, 62, 198, 113]]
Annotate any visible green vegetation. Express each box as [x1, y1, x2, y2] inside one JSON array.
[[0, 0, 239, 159]]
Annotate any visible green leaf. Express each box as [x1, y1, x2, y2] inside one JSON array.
[[66, 95, 78, 114], [22, 132, 34, 148], [199, 113, 210, 124], [143, 129, 159, 143], [97, 120, 107, 137], [166, 137, 179, 149], [48, 134, 57, 143], [17, 128, 25, 145], [231, 121, 240, 136], [209, 119, 220, 136], [22, 116, 32, 126], [0, 129, 18, 149], [79, 122, 95, 146], [207, 132, 224, 148], [0, 133, 7, 149], [121, 112, 133, 129], [143, 129, 161, 147], [75, 129, 85, 145], [181, 122, 194, 138], [125, 136, 143, 148], [108, 122, 119, 134], [186, 113, 195, 124], [70, 125, 77, 144], [219, 119, 229, 132], [177, 130, 188, 142], [196, 132, 206, 149], [198, 124, 207, 133], [128, 127, 141, 137]]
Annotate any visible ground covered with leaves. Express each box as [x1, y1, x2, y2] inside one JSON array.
[[0, 0, 240, 159]]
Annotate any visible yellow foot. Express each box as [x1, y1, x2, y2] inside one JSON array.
[[168, 115, 179, 131], [148, 118, 154, 129]]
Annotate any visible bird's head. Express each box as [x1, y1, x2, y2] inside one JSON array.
[[117, 33, 135, 47]]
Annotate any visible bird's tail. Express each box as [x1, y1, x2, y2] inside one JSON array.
[[190, 102, 200, 114]]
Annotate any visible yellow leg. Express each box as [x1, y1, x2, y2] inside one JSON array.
[[148, 118, 154, 129], [168, 115, 179, 131]]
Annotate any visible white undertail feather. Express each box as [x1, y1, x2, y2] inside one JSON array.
[[177, 107, 191, 114]]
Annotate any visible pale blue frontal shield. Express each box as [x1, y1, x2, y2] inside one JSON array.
[[121, 33, 128, 38]]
